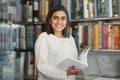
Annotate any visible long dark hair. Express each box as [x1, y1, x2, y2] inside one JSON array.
[[46, 5, 70, 37]]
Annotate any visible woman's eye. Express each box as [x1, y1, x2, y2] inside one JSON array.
[[62, 17, 67, 20], [53, 16, 67, 20], [53, 16, 58, 19]]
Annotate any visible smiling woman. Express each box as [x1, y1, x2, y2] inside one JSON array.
[[35, 5, 82, 80], [49, 10, 67, 38]]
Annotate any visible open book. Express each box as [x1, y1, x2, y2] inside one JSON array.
[[57, 47, 91, 71]]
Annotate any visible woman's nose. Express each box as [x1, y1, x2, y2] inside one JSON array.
[[58, 18, 62, 24]]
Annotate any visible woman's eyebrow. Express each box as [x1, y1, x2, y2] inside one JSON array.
[[53, 15, 66, 17]]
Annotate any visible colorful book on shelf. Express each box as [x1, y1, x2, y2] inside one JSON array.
[[70, 0, 76, 19], [88, 1, 94, 18], [84, 25, 88, 47], [102, 24, 108, 49], [44, 0, 49, 19], [111, 25, 115, 50], [112, 0, 119, 17], [0, 27, 2, 49], [72, 25, 79, 48], [105, 0, 109, 17], [81, 25, 84, 48], [119, 26, 120, 49], [88, 25, 93, 47], [93, 0, 97, 18], [98, 21, 103, 49], [108, 24, 112, 49], [78, 24, 83, 49], [114, 25, 119, 50], [94, 24, 99, 50], [57, 47, 91, 71], [83, 0, 89, 18], [101, 0, 105, 17]]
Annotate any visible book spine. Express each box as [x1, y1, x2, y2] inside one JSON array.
[[98, 21, 103, 49], [44, 0, 49, 20], [88, 1, 94, 18], [33, 0, 39, 22], [83, 0, 89, 18], [94, 24, 99, 50], [102, 24, 108, 49], [78, 23, 83, 49], [114, 25, 119, 50], [108, 0, 113, 17], [93, 0, 97, 18], [105, 0, 109, 17], [0, 27, 2, 49], [70, 0, 76, 19], [118, 26, 120, 49], [108, 24, 112, 49], [112, 0, 119, 17], [88, 25, 93, 47], [84, 25, 88, 47]]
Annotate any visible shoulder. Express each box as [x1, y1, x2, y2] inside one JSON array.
[[39, 32, 48, 37], [69, 35, 75, 40], [36, 32, 49, 42], [38, 32, 49, 39]]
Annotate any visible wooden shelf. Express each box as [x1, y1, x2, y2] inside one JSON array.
[[14, 48, 34, 52], [24, 75, 38, 80], [70, 17, 120, 22]]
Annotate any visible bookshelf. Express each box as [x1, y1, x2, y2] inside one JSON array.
[[0, 0, 120, 80], [70, 17, 120, 50]]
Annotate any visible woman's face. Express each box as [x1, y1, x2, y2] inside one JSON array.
[[49, 10, 67, 33]]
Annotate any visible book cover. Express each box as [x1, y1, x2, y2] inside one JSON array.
[[57, 47, 91, 71]]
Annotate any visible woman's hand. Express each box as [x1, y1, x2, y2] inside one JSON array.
[[66, 65, 82, 76]]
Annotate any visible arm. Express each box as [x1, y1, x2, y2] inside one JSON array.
[[66, 36, 82, 76]]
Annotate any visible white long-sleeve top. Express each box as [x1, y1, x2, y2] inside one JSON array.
[[35, 32, 78, 80]]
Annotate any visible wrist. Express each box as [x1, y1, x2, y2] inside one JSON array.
[[66, 69, 70, 76]]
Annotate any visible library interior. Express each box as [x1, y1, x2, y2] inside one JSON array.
[[0, 0, 120, 80]]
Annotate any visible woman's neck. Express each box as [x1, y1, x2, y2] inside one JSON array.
[[54, 32, 64, 38]]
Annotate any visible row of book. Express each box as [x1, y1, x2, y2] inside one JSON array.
[[0, 23, 42, 50], [72, 22, 120, 50], [82, 0, 120, 18], [0, 1, 22, 23], [0, 23, 26, 50], [23, 0, 120, 20], [0, 42, 36, 80], [1, 22, 119, 51], [0, 51, 24, 80], [0, 0, 120, 23], [21, 0, 120, 21]]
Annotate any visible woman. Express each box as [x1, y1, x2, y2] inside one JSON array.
[[35, 5, 81, 80]]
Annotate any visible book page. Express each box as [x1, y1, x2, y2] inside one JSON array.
[[78, 46, 91, 66], [57, 47, 91, 71]]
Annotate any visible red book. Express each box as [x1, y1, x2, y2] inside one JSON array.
[[102, 24, 108, 49]]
